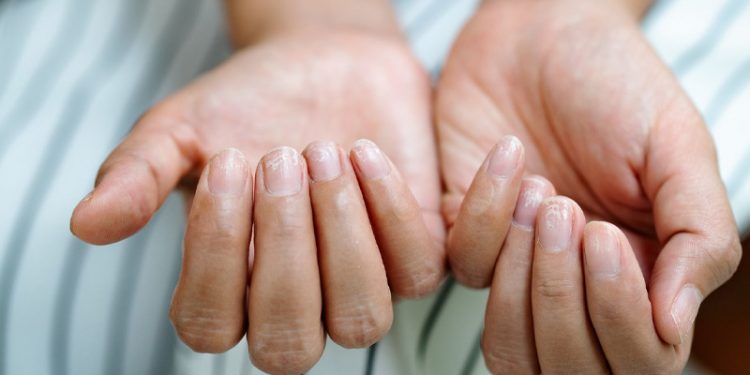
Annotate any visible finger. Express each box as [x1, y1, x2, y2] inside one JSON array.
[[482, 176, 554, 374], [247, 147, 325, 374], [532, 197, 608, 373], [70, 111, 202, 244], [303, 141, 392, 348], [644, 121, 742, 345], [350, 139, 446, 298], [447, 135, 525, 288], [169, 149, 252, 352], [583, 222, 684, 373]]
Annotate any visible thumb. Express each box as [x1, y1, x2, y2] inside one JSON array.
[[70, 111, 201, 245], [645, 114, 742, 346]]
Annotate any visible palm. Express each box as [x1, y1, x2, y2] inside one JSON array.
[[437, 1, 696, 276], [155, 32, 440, 219]]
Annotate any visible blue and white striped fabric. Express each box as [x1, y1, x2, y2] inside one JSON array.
[[0, 0, 747, 374]]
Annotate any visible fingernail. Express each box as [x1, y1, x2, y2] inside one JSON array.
[[352, 139, 390, 180], [671, 285, 703, 344], [512, 178, 546, 229], [538, 198, 573, 253], [207, 148, 249, 197], [304, 141, 342, 182], [584, 224, 621, 277], [262, 147, 302, 196], [487, 136, 522, 178]]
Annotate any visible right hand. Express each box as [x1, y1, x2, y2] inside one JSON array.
[[70, 30, 445, 374]]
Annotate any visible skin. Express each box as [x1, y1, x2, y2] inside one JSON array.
[[438, 0, 742, 373], [69, 1, 445, 373], [68, 0, 742, 373]]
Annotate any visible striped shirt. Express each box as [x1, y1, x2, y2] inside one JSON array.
[[0, 0, 748, 374]]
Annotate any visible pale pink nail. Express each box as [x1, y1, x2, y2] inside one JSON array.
[[512, 178, 546, 229], [584, 224, 621, 276], [672, 285, 703, 344], [208, 148, 248, 197], [352, 139, 390, 180], [305, 141, 342, 182], [262, 147, 302, 196], [487, 136, 522, 178], [538, 198, 573, 253]]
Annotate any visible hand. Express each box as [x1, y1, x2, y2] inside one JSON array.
[[480, 184, 688, 374], [70, 30, 445, 374], [437, 0, 741, 371]]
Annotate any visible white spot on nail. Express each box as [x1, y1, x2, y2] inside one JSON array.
[[264, 147, 299, 172], [543, 201, 570, 230]]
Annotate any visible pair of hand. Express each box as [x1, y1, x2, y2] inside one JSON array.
[[70, 0, 742, 374]]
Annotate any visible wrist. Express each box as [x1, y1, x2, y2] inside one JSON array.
[[224, 0, 403, 49], [617, 0, 653, 19], [482, 0, 650, 22]]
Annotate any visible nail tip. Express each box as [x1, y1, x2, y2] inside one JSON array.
[[208, 149, 249, 196], [262, 146, 303, 196], [304, 141, 342, 182], [671, 285, 704, 345], [352, 138, 376, 147], [538, 197, 574, 252], [350, 139, 390, 180]]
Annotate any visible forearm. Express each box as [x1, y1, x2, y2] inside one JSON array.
[[224, 0, 402, 48]]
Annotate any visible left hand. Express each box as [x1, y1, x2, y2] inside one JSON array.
[[436, 0, 741, 372]]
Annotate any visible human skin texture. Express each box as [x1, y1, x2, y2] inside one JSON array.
[[70, 1, 446, 373], [437, 0, 741, 373]]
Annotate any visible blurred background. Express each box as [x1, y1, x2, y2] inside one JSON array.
[[0, 0, 748, 374]]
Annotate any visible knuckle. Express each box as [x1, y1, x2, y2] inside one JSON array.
[[169, 304, 241, 353], [462, 194, 494, 219], [715, 234, 742, 278], [391, 261, 445, 298], [248, 323, 323, 375], [377, 193, 421, 224], [271, 206, 309, 238], [452, 267, 492, 289], [327, 300, 393, 348], [640, 352, 682, 375], [591, 291, 647, 326], [658, 358, 682, 375], [447, 250, 494, 289], [698, 233, 743, 289], [534, 277, 578, 303], [481, 336, 537, 374]]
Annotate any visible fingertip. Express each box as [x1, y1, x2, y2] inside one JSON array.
[[302, 140, 345, 183], [350, 139, 391, 181], [256, 146, 306, 197], [69, 185, 150, 245], [205, 148, 252, 197], [583, 221, 622, 245], [653, 298, 684, 346], [648, 230, 735, 347], [536, 196, 585, 253], [582, 221, 623, 278], [486, 135, 524, 179], [512, 176, 555, 229], [652, 282, 703, 347]]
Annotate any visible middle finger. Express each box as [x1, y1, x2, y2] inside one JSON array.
[[303, 141, 392, 348], [532, 196, 608, 374]]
